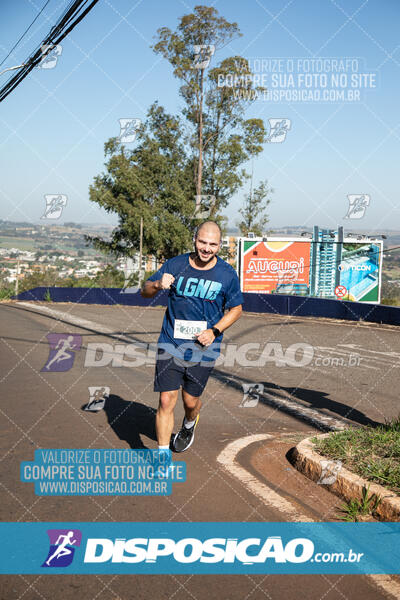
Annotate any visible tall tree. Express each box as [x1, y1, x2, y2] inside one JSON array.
[[237, 180, 273, 237], [86, 103, 195, 260], [87, 6, 269, 262], [153, 5, 267, 214]]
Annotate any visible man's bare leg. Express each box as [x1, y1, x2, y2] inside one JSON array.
[[156, 389, 179, 447], [182, 389, 202, 422], [172, 389, 202, 453]]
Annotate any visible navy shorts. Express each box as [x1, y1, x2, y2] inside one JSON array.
[[154, 348, 214, 397]]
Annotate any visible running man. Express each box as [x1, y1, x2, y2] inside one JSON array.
[[141, 221, 243, 454], [45, 335, 77, 370], [45, 531, 77, 566]]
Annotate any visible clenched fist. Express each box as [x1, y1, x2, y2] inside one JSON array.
[[195, 329, 215, 347], [158, 273, 175, 290]]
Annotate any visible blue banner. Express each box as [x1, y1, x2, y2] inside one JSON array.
[[14, 286, 400, 327], [20, 449, 186, 496], [1, 522, 400, 574]]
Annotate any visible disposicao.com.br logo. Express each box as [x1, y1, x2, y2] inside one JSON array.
[[0, 522, 398, 574], [82, 536, 368, 569], [84, 535, 317, 565], [43, 532, 364, 570]]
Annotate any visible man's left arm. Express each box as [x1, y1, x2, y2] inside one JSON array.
[[196, 304, 242, 346]]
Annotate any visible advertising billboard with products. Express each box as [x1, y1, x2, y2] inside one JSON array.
[[337, 242, 382, 302], [239, 238, 311, 295], [238, 234, 383, 303]]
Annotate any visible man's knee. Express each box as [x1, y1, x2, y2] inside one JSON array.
[[182, 391, 201, 410], [158, 390, 178, 412]]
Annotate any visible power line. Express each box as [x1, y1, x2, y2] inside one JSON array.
[[0, 0, 100, 103], [0, 0, 52, 69]]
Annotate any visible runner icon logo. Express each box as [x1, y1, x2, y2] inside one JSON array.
[[193, 45, 215, 69], [344, 194, 370, 219], [118, 118, 142, 143], [317, 460, 342, 485], [194, 194, 217, 219], [84, 386, 110, 412], [37, 44, 62, 69], [42, 529, 82, 568], [41, 194, 67, 220], [266, 118, 291, 143], [239, 383, 264, 408], [41, 333, 82, 372]]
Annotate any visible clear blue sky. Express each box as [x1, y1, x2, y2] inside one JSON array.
[[0, 0, 399, 233]]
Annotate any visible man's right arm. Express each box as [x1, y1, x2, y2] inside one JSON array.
[[141, 279, 162, 298], [141, 273, 175, 298]]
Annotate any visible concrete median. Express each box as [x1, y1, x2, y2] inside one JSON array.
[[291, 434, 400, 521]]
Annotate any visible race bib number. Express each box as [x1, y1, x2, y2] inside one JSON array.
[[174, 319, 207, 340]]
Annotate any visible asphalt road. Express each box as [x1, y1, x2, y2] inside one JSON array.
[[1, 300, 399, 600]]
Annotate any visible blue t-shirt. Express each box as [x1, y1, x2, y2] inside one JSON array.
[[148, 253, 243, 363]]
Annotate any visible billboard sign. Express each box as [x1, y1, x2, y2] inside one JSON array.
[[240, 238, 311, 295], [238, 236, 382, 303], [337, 242, 382, 302]]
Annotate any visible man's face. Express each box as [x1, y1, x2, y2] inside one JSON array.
[[194, 227, 221, 264]]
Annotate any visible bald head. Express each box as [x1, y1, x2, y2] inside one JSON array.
[[193, 220, 222, 265], [195, 221, 222, 242]]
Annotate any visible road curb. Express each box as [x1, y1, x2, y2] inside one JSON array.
[[291, 434, 400, 521]]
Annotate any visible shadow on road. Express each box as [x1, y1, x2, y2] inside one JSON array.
[[8, 302, 382, 430], [88, 394, 157, 448], [265, 381, 380, 428], [211, 368, 381, 429]]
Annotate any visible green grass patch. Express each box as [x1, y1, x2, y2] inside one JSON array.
[[339, 485, 382, 522], [0, 287, 14, 300], [312, 416, 400, 495], [381, 297, 400, 306], [44, 288, 52, 302], [0, 236, 36, 250]]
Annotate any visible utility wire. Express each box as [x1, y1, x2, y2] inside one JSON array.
[[0, 0, 52, 69], [0, 0, 100, 103]]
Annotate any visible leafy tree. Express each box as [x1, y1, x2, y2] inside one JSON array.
[[86, 103, 196, 260], [381, 280, 400, 306], [237, 180, 273, 236], [0, 271, 13, 299], [87, 5, 268, 261], [18, 268, 60, 293], [93, 265, 124, 288], [153, 5, 267, 214]]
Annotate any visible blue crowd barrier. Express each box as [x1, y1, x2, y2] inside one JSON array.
[[14, 286, 169, 307], [14, 286, 400, 326]]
